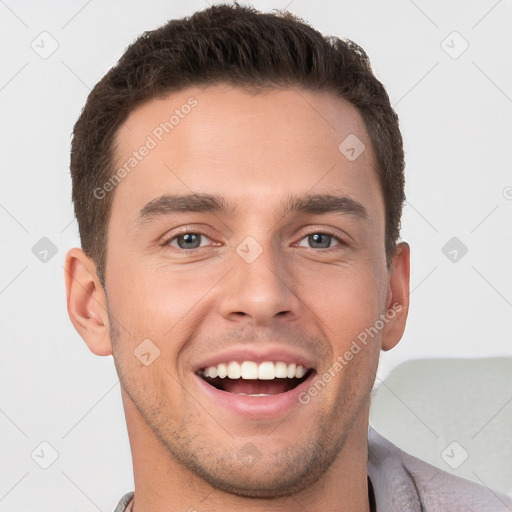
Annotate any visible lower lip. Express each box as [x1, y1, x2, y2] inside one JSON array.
[[194, 373, 316, 420]]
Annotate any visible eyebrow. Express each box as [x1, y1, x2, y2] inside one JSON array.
[[136, 192, 369, 225]]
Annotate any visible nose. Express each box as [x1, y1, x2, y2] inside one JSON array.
[[217, 236, 303, 326]]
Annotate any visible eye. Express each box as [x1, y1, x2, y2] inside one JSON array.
[[296, 231, 345, 250], [165, 231, 214, 250], [162, 229, 347, 252]]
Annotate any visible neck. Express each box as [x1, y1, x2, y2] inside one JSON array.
[[123, 390, 371, 512]]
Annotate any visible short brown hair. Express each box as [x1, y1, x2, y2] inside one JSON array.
[[70, 2, 405, 286]]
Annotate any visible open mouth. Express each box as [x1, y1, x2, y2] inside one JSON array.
[[197, 361, 315, 396]]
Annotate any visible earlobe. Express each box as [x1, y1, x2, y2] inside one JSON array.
[[64, 248, 112, 356], [381, 241, 410, 351]]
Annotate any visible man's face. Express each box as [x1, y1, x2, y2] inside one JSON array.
[[104, 84, 398, 496]]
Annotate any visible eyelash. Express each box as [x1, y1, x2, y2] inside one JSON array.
[[161, 229, 348, 252]]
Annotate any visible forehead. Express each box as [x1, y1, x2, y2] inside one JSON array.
[[110, 84, 382, 224]]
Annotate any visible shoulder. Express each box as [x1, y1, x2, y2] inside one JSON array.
[[367, 427, 512, 511], [113, 491, 134, 512]]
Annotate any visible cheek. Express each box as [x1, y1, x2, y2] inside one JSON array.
[[299, 263, 386, 346], [106, 258, 225, 387], [107, 256, 208, 336]]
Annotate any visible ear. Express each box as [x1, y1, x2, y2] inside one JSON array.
[[381, 241, 410, 351], [64, 248, 112, 356]]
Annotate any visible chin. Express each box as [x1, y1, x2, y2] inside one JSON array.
[[170, 434, 340, 499]]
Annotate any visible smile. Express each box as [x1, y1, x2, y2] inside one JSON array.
[[193, 354, 317, 419], [198, 360, 313, 396]]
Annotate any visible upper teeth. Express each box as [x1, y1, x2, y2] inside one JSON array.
[[201, 361, 308, 380]]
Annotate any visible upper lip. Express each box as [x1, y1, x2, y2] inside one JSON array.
[[193, 347, 317, 373]]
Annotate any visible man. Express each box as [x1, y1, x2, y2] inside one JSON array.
[[64, 3, 511, 511]]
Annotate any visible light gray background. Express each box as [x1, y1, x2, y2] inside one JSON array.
[[0, 0, 511, 510]]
